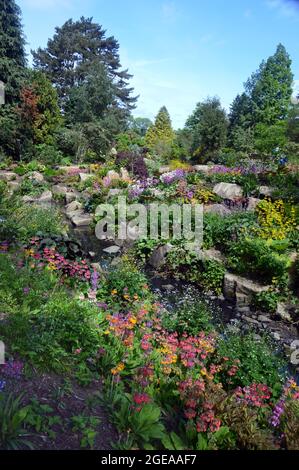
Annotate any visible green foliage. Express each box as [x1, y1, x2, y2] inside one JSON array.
[[145, 106, 175, 158], [0, 0, 26, 105], [71, 415, 100, 449], [162, 299, 213, 335], [186, 97, 228, 160], [32, 17, 137, 114], [4, 292, 100, 372], [253, 290, 280, 314], [254, 121, 288, 157], [227, 237, 290, 284], [166, 247, 225, 293], [0, 393, 32, 450], [24, 398, 62, 440], [9, 204, 64, 242], [203, 211, 257, 250], [245, 44, 293, 126], [217, 332, 286, 392]]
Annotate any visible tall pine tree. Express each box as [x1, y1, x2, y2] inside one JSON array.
[[0, 0, 26, 104], [245, 43, 293, 125], [32, 17, 137, 115]]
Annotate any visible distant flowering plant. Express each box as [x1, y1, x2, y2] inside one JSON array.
[[160, 169, 185, 185]]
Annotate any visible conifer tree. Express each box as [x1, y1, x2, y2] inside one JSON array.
[[0, 0, 26, 104], [145, 106, 175, 155]]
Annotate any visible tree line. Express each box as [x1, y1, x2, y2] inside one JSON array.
[[0, 0, 298, 164]]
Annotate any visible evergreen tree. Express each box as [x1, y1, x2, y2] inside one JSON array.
[[32, 17, 137, 115], [0, 0, 26, 104], [145, 106, 175, 155], [245, 44, 293, 125], [287, 103, 299, 143], [186, 97, 228, 159]]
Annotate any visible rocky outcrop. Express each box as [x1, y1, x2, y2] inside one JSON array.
[[258, 186, 273, 197], [223, 272, 269, 306], [204, 204, 231, 216], [70, 213, 92, 227], [213, 182, 243, 200], [22, 190, 53, 204], [27, 171, 44, 183], [148, 244, 173, 269], [0, 171, 17, 181]]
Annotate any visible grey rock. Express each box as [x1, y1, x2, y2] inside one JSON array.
[[258, 186, 273, 197], [71, 213, 92, 227], [247, 197, 260, 211], [103, 245, 121, 255], [213, 182, 243, 200], [27, 171, 44, 183], [276, 302, 292, 322], [52, 184, 68, 196], [204, 204, 231, 216], [66, 200, 82, 214], [0, 171, 17, 181], [148, 244, 173, 269], [272, 332, 281, 341], [258, 315, 271, 323]]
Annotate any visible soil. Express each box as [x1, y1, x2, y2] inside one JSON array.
[[5, 371, 118, 450]]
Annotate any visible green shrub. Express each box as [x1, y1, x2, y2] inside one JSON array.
[[4, 293, 100, 372], [217, 332, 286, 393], [11, 204, 65, 241], [252, 290, 280, 313], [227, 237, 290, 284], [162, 299, 213, 335], [0, 393, 32, 450]]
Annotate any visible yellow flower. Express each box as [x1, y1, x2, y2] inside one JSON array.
[[111, 289, 118, 296]]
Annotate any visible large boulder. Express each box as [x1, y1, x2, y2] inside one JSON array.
[[213, 182, 243, 200], [223, 272, 269, 305], [247, 197, 260, 211], [202, 248, 226, 264], [258, 186, 273, 197], [148, 244, 173, 269], [27, 171, 44, 183], [204, 204, 231, 216], [103, 245, 121, 255], [70, 213, 92, 227], [52, 184, 69, 196], [66, 200, 82, 214], [0, 171, 17, 181], [193, 165, 212, 174], [22, 190, 52, 204]]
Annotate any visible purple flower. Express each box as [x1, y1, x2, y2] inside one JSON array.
[[160, 169, 185, 184], [270, 399, 285, 428], [91, 270, 99, 291], [23, 287, 30, 295], [1, 360, 23, 379], [0, 379, 6, 392], [97, 302, 108, 311]]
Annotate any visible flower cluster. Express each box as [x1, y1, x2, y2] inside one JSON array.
[[160, 169, 185, 185], [27, 247, 91, 283], [235, 383, 271, 408], [1, 359, 24, 379], [255, 199, 296, 241]]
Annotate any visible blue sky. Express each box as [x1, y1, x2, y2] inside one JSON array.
[[18, 0, 299, 128]]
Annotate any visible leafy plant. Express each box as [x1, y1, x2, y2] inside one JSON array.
[[0, 393, 32, 450]]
